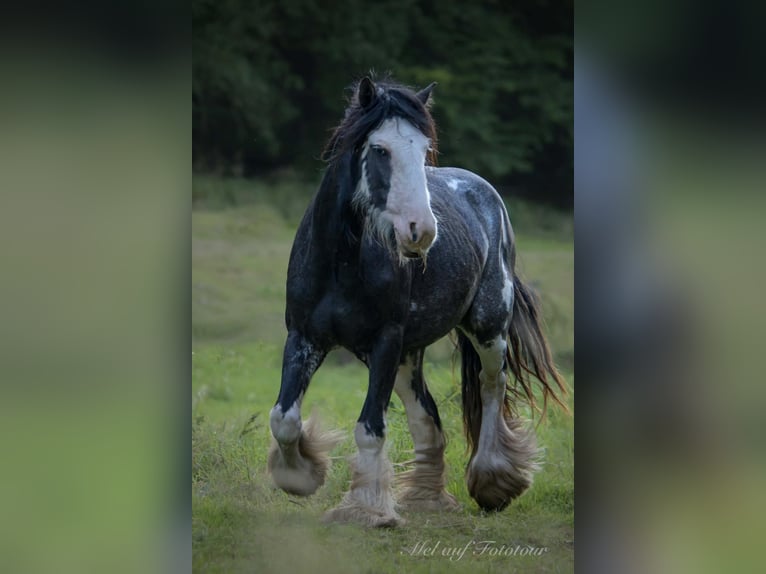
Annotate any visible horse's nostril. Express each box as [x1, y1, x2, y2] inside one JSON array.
[[410, 222, 418, 243]]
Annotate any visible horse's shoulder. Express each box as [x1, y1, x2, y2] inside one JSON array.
[[427, 167, 503, 206], [428, 166, 493, 190]]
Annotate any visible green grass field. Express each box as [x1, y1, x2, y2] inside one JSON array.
[[192, 175, 574, 573]]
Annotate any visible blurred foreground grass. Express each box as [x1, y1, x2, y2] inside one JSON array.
[[192, 174, 574, 573]]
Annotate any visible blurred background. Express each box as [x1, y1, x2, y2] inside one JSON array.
[[192, 0, 573, 209], [576, 2, 766, 573]]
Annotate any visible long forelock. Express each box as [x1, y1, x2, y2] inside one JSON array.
[[322, 81, 438, 166]]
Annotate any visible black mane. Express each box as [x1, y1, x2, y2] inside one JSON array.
[[322, 79, 438, 166]]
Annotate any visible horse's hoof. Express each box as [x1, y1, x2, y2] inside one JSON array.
[[398, 488, 461, 512], [268, 460, 323, 496], [466, 415, 540, 510], [322, 503, 404, 528], [466, 459, 531, 511], [268, 412, 344, 496]]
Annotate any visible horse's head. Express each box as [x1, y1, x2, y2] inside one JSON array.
[[349, 78, 439, 261]]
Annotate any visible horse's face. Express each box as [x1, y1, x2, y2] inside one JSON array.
[[358, 117, 438, 260]]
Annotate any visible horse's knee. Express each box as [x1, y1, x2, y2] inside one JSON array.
[[476, 336, 507, 375], [270, 404, 302, 445], [354, 422, 385, 452]]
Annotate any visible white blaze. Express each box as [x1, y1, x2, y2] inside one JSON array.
[[367, 118, 437, 253]]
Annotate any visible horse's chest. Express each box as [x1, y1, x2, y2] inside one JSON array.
[[323, 292, 381, 351], [326, 261, 406, 349]]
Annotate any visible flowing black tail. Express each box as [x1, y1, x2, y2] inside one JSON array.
[[506, 277, 569, 417], [459, 331, 484, 458]]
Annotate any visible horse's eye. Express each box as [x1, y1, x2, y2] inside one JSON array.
[[372, 146, 388, 157]]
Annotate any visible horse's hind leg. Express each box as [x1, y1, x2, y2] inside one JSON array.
[[268, 331, 343, 496], [460, 330, 540, 511], [393, 350, 460, 511]]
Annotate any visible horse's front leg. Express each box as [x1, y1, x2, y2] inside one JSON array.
[[324, 323, 403, 527], [268, 331, 342, 496]]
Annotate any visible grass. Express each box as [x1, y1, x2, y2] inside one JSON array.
[[192, 174, 574, 573]]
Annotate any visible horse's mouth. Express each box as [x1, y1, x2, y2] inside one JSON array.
[[401, 249, 421, 259]]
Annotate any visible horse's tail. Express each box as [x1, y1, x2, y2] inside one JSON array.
[[459, 331, 484, 458], [506, 276, 569, 418], [459, 277, 568, 457]]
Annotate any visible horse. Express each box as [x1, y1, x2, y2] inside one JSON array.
[[268, 77, 568, 527]]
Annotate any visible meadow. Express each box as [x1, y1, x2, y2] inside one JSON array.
[[192, 175, 574, 573]]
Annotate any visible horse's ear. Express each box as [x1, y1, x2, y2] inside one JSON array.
[[358, 77, 377, 109], [416, 82, 437, 107]]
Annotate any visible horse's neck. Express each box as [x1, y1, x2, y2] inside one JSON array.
[[308, 158, 364, 263], [309, 168, 340, 248]]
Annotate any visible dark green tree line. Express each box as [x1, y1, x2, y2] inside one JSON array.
[[193, 0, 572, 204]]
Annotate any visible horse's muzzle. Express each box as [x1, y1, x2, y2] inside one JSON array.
[[396, 220, 436, 256]]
